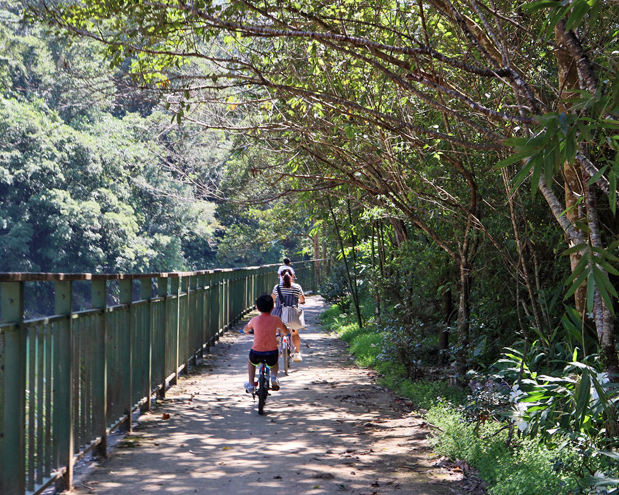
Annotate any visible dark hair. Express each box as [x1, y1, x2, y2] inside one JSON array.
[[256, 294, 274, 313], [283, 258, 291, 265], [283, 273, 292, 289]]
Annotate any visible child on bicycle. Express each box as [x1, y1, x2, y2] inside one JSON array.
[[243, 293, 290, 393]]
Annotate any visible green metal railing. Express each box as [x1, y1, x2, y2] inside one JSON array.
[[0, 260, 323, 495]]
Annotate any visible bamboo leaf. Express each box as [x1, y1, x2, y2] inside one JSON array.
[[566, 0, 591, 30], [574, 369, 591, 429], [610, 171, 617, 215], [586, 165, 608, 187], [564, 269, 589, 300], [586, 274, 595, 312], [562, 244, 588, 256], [522, 0, 561, 11], [509, 157, 535, 192], [495, 151, 536, 168], [592, 264, 619, 297]]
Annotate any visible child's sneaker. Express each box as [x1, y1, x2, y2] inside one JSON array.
[[244, 381, 255, 394], [271, 377, 280, 391], [294, 352, 303, 362]]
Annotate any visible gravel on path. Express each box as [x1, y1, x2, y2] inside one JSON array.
[[67, 296, 476, 495]]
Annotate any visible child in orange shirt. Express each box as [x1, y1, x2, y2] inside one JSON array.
[[243, 294, 290, 393]]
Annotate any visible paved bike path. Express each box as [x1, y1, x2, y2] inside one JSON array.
[[68, 297, 466, 495]]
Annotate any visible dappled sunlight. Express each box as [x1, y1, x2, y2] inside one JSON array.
[[69, 297, 459, 495]]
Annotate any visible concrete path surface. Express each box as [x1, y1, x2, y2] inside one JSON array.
[[67, 296, 470, 495]]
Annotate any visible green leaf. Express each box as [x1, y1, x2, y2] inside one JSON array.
[[565, 126, 577, 164], [586, 165, 608, 187], [522, 0, 563, 11], [501, 137, 531, 147], [530, 154, 543, 196], [564, 268, 588, 301], [573, 369, 590, 429], [586, 273, 595, 312], [559, 112, 568, 136], [566, 0, 591, 30], [495, 150, 536, 168], [609, 171, 617, 215], [562, 243, 588, 256], [508, 157, 534, 193]]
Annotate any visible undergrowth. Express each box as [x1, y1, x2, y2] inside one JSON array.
[[320, 304, 602, 495]]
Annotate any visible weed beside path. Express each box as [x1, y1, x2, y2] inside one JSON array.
[[67, 296, 473, 495]]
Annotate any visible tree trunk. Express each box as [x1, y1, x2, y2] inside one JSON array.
[[456, 261, 472, 377], [555, 23, 588, 315], [313, 226, 321, 285], [439, 287, 452, 364], [586, 182, 619, 377]]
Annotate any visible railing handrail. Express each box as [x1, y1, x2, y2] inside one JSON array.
[[0, 260, 328, 495], [0, 260, 328, 282]]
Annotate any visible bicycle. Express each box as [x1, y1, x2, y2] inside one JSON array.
[[251, 359, 271, 415], [278, 333, 294, 375]]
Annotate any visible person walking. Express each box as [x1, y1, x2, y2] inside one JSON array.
[[277, 257, 296, 282], [271, 271, 305, 361]]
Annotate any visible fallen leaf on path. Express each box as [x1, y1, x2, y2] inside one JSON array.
[[312, 485, 320, 489], [222, 446, 231, 450], [162, 413, 171, 420], [313, 473, 334, 479]]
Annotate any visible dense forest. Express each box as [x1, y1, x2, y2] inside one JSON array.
[[7, 0, 619, 492], [0, 1, 312, 274]]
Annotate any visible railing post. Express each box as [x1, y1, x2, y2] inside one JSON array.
[[157, 277, 168, 399], [0, 281, 26, 495], [197, 273, 206, 357], [171, 277, 180, 386], [119, 278, 132, 433], [92, 279, 108, 458], [208, 271, 216, 346], [141, 279, 153, 412], [54, 280, 74, 491], [226, 271, 231, 330], [181, 276, 190, 372], [213, 270, 221, 339]]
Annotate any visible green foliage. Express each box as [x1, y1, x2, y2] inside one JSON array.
[[318, 263, 350, 310], [321, 303, 465, 409], [427, 405, 584, 495], [498, 346, 619, 447]]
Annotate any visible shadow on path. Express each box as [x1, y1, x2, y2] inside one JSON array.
[[67, 297, 468, 495]]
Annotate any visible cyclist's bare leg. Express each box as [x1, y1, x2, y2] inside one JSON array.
[[291, 329, 301, 353], [247, 360, 256, 384]]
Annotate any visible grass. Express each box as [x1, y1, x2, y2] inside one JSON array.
[[321, 304, 464, 409], [320, 304, 589, 495]]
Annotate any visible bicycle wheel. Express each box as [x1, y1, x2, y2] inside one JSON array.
[[258, 367, 267, 415], [283, 340, 290, 375]]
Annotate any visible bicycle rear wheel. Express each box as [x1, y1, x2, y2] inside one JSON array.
[[258, 368, 268, 415], [283, 341, 290, 375]]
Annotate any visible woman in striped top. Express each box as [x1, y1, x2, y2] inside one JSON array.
[[271, 271, 306, 361]]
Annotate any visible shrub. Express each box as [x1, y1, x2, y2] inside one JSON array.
[[426, 404, 583, 495]]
